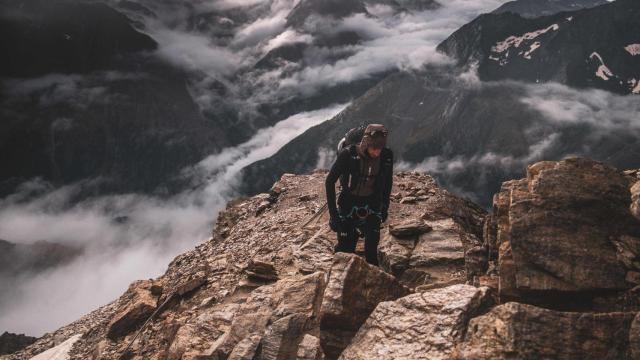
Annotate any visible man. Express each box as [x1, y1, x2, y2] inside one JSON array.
[[325, 124, 393, 266]]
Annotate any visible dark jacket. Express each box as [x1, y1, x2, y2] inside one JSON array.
[[325, 145, 393, 219]]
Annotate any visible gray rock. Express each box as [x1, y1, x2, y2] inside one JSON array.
[[388, 219, 431, 238], [296, 334, 324, 360]]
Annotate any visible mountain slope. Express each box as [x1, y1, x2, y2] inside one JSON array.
[[492, 0, 609, 18]]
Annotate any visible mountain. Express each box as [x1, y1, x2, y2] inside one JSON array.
[[239, 0, 640, 206], [439, 0, 640, 94], [0, 0, 229, 198], [5, 158, 640, 359], [0, 239, 82, 276], [492, 0, 610, 18]]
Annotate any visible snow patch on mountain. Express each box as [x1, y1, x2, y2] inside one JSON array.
[[625, 44, 640, 56], [523, 41, 541, 59], [492, 23, 559, 54], [30, 334, 81, 360], [590, 52, 614, 80]]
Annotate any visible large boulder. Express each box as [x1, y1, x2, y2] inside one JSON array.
[[486, 158, 640, 306], [339, 284, 493, 360], [294, 229, 336, 274], [455, 302, 638, 359], [203, 272, 326, 359], [320, 253, 409, 360], [106, 280, 158, 340]]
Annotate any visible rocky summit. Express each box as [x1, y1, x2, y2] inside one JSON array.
[[4, 158, 640, 359]]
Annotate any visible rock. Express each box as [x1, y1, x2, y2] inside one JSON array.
[[456, 302, 637, 359], [106, 280, 157, 340], [245, 259, 279, 282], [208, 272, 326, 359], [174, 273, 207, 296], [488, 158, 640, 305], [293, 230, 335, 274], [320, 253, 409, 359], [399, 196, 417, 204], [261, 313, 308, 360], [630, 313, 640, 359], [339, 284, 493, 360], [377, 229, 415, 276], [631, 180, 640, 220], [388, 219, 431, 237], [227, 334, 261, 360], [296, 334, 324, 360], [464, 245, 488, 281]]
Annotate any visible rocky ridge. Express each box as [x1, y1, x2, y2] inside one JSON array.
[[4, 157, 640, 359]]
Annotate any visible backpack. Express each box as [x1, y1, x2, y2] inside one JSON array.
[[337, 126, 366, 152]]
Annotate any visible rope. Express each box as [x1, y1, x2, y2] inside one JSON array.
[[301, 202, 328, 228], [119, 291, 177, 359]]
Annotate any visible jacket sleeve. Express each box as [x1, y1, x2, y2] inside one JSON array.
[[382, 150, 394, 212], [326, 150, 349, 218]]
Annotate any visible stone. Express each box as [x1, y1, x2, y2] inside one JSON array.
[[209, 272, 325, 359], [339, 284, 493, 360], [293, 230, 335, 274], [630, 313, 640, 359], [107, 280, 157, 340], [261, 313, 308, 360], [245, 259, 279, 282], [388, 219, 431, 237], [464, 245, 488, 281], [296, 334, 324, 360], [631, 180, 640, 220], [455, 302, 637, 359], [175, 273, 207, 296], [30, 334, 82, 360], [320, 253, 409, 359], [377, 229, 415, 276], [399, 196, 416, 204], [488, 158, 640, 304], [227, 334, 261, 360]]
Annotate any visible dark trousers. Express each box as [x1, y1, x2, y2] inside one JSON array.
[[335, 194, 381, 266]]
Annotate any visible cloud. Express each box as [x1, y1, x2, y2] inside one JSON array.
[[0, 102, 347, 336]]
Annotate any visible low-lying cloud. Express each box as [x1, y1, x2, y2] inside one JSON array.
[[0, 102, 347, 336]]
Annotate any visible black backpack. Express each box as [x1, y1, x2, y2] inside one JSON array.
[[337, 125, 366, 152]]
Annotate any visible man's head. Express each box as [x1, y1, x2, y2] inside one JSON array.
[[360, 124, 388, 158]]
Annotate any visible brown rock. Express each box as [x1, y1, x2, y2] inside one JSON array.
[[456, 302, 637, 359], [488, 158, 640, 305], [320, 253, 409, 359], [630, 313, 640, 359], [227, 335, 261, 360], [339, 284, 493, 360], [631, 180, 640, 220], [399, 196, 417, 204], [245, 259, 279, 282], [106, 280, 157, 340], [388, 219, 431, 238], [293, 230, 335, 274], [296, 334, 324, 360], [377, 228, 415, 276], [261, 313, 308, 360]]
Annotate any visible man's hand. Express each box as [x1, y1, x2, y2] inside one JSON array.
[[329, 216, 343, 232]]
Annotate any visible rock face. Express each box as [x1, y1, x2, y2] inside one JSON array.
[[0, 332, 36, 356], [484, 158, 640, 308], [320, 253, 409, 360], [456, 302, 637, 360], [9, 164, 640, 360], [339, 284, 493, 360]]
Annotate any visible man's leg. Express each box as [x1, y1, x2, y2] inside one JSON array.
[[363, 215, 381, 265], [335, 219, 357, 254]]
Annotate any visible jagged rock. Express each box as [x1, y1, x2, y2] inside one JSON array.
[[631, 181, 640, 220], [320, 253, 409, 360], [631, 313, 640, 359], [399, 196, 417, 204], [339, 284, 493, 360], [488, 158, 640, 306], [464, 245, 488, 281], [377, 228, 415, 276], [455, 302, 637, 359], [261, 313, 308, 360], [207, 272, 325, 359], [227, 334, 261, 360], [106, 280, 157, 340], [245, 259, 279, 282], [293, 230, 335, 274], [296, 334, 324, 360], [174, 273, 208, 296], [388, 219, 431, 237]]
